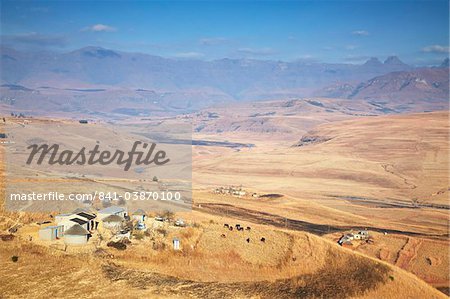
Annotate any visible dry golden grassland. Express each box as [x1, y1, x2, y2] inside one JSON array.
[[0, 111, 448, 298]]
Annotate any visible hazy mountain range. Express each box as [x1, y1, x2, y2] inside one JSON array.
[[0, 46, 448, 115]]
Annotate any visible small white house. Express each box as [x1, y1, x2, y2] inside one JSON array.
[[58, 217, 90, 231], [102, 214, 124, 230], [39, 225, 64, 241], [354, 230, 370, 240], [173, 238, 180, 250], [64, 224, 90, 245], [98, 206, 127, 220], [132, 209, 147, 222], [75, 212, 97, 230]]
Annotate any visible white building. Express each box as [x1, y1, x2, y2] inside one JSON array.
[[57, 217, 90, 231], [75, 212, 97, 230], [64, 224, 90, 245], [173, 238, 180, 250], [38, 225, 64, 241]]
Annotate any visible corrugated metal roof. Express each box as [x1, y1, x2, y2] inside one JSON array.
[[70, 218, 89, 225], [76, 212, 96, 220], [98, 206, 125, 214]]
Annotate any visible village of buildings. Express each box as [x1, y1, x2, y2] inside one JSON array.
[[30, 205, 187, 251]]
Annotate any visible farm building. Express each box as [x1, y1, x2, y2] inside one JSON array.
[[353, 230, 369, 240], [69, 218, 91, 230], [75, 212, 97, 230], [338, 230, 370, 245], [57, 217, 90, 231], [38, 225, 64, 241], [98, 206, 127, 220], [338, 233, 354, 245], [102, 214, 124, 230], [55, 212, 97, 231], [132, 209, 147, 222], [64, 224, 90, 245]]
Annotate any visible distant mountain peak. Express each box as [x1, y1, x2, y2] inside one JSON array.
[[384, 56, 406, 66], [363, 57, 383, 67], [73, 46, 121, 59]]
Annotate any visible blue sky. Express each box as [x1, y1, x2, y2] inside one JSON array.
[[1, 1, 448, 65]]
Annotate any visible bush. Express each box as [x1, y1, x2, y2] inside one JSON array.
[[161, 210, 174, 221], [11, 256, 19, 262], [133, 232, 144, 240], [152, 241, 166, 251], [156, 228, 168, 237], [107, 241, 127, 250], [152, 176, 158, 182]]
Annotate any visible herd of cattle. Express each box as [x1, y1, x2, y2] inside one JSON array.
[[221, 223, 266, 243]]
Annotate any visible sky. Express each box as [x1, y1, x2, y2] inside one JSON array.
[[1, 0, 449, 65]]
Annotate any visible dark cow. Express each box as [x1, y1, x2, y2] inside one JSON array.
[[260, 237, 266, 243], [235, 224, 241, 229], [221, 234, 226, 238], [229, 226, 233, 231], [246, 227, 251, 231], [246, 238, 250, 243], [224, 224, 229, 228]]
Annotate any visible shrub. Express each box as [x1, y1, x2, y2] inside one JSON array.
[[133, 232, 144, 240], [162, 210, 174, 221], [107, 241, 127, 250], [156, 228, 168, 237], [152, 241, 166, 251], [11, 256, 19, 262]]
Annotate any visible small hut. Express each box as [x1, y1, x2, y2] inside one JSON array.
[[76, 212, 97, 230], [64, 224, 90, 245], [173, 238, 180, 250], [39, 225, 64, 241], [102, 214, 124, 230]]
